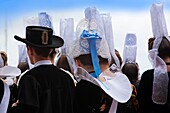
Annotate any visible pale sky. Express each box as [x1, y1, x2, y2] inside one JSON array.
[[0, 0, 170, 74]]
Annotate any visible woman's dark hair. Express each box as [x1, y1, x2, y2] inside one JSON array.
[[56, 55, 71, 72], [0, 51, 8, 66], [110, 49, 123, 66], [122, 63, 138, 83], [75, 54, 108, 66], [148, 37, 155, 51], [158, 37, 170, 59], [148, 37, 170, 59], [17, 62, 29, 73]]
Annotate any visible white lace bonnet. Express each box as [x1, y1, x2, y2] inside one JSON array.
[[149, 3, 169, 104], [122, 33, 137, 67], [66, 7, 132, 103], [59, 18, 77, 74], [68, 7, 111, 62]]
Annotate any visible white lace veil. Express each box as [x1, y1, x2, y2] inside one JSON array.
[[100, 13, 120, 67], [122, 33, 137, 67], [149, 3, 169, 104]]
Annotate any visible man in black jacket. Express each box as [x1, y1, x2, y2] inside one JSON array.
[[13, 26, 75, 113]]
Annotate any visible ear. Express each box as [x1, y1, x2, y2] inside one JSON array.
[[26, 45, 33, 56]]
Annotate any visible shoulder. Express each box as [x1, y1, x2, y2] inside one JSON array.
[[18, 73, 39, 88], [138, 69, 154, 94], [140, 69, 154, 81]]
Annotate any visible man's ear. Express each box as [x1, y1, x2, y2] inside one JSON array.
[[26, 45, 33, 56]]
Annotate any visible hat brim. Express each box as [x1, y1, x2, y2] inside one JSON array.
[[14, 35, 64, 48], [0, 66, 21, 77]]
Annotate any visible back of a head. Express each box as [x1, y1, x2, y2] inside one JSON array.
[[148, 37, 170, 59], [56, 55, 71, 72], [148, 37, 155, 51], [0, 51, 8, 66], [75, 54, 108, 66], [111, 49, 122, 66], [75, 54, 93, 66], [158, 37, 170, 59], [122, 63, 138, 83], [17, 62, 29, 73], [31, 46, 53, 58]]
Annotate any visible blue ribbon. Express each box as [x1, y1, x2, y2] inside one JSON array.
[[80, 30, 100, 39], [81, 30, 110, 90], [80, 30, 101, 78]]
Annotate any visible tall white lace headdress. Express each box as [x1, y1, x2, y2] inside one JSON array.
[[68, 7, 132, 104], [59, 18, 78, 75], [149, 3, 169, 104], [122, 33, 137, 67], [100, 13, 120, 67]]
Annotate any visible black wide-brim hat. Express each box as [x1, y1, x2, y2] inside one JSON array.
[[14, 26, 64, 48]]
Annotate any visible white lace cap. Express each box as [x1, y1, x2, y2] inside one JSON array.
[[149, 3, 169, 104], [38, 12, 53, 29], [100, 13, 120, 67], [18, 44, 33, 69], [68, 7, 111, 62], [23, 16, 39, 27], [59, 18, 77, 75], [151, 4, 169, 49], [18, 44, 28, 63], [122, 33, 137, 66], [24, 12, 54, 30], [60, 18, 74, 54]]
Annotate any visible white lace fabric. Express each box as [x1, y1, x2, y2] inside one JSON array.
[[18, 44, 28, 63], [121, 33, 137, 69], [149, 3, 169, 104], [100, 13, 120, 67], [68, 9, 111, 61], [63, 7, 132, 106]]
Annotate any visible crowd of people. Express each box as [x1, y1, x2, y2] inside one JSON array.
[[0, 3, 170, 113]]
